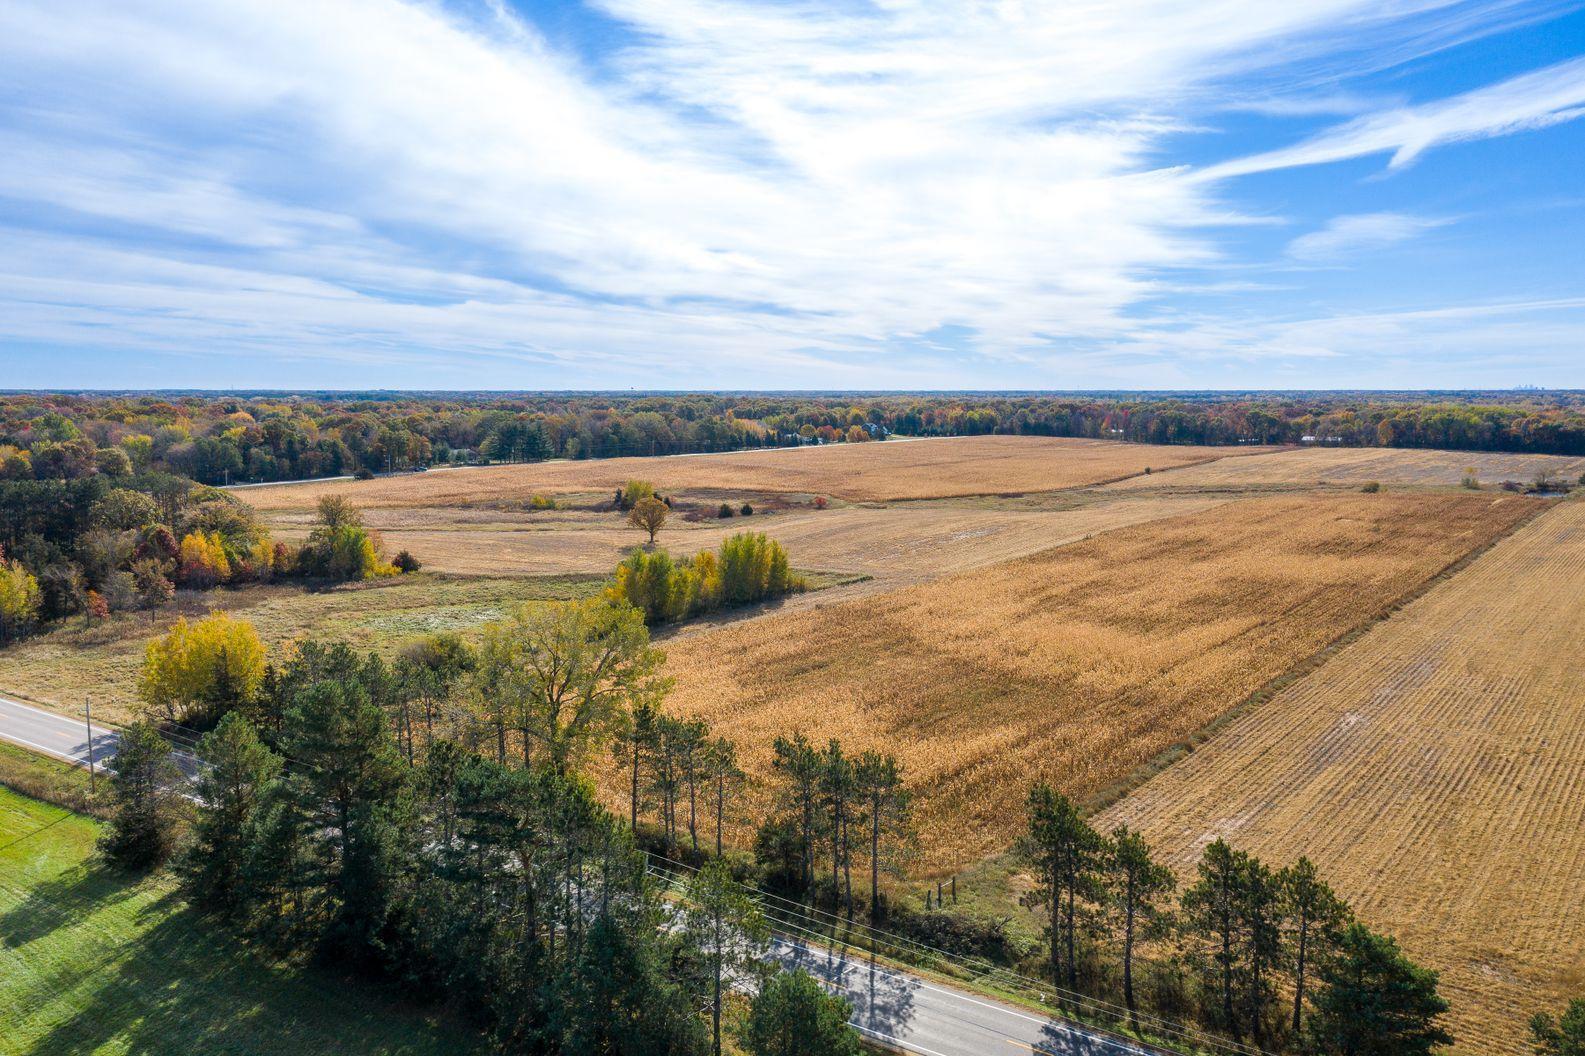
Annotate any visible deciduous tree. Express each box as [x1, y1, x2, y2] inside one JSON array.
[[629, 495, 670, 544], [476, 598, 669, 775]]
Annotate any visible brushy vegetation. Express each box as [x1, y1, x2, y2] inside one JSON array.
[[606, 532, 803, 625]]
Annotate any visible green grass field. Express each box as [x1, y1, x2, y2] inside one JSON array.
[[0, 782, 481, 1056]]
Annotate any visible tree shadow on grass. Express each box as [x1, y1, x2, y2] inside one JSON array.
[[21, 891, 474, 1056], [0, 851, 144, 947]]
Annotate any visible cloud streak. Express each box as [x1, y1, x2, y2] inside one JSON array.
[[0, 0, 1580, 386]]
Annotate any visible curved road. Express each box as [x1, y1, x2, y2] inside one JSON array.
[[1, 690, 1170, 1056]]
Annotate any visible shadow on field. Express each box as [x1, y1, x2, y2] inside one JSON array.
[[11, 873, 465, 1056], [0, 854, 141, 947]]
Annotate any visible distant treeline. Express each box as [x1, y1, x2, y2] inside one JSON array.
[[4, 391, 1585, 488]]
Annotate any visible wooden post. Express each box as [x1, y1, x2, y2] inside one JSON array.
[[951, 876, 957, 904]]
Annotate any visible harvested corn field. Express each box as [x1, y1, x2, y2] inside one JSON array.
[[1105, 444, 1585, 491], [656, 492, 1539, 872], [239, 435, 1263, 509], [1097, 499, 1585, 1055]]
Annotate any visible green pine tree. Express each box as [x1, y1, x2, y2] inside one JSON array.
[[1307, 922, 1453, 1056], [746, 969, 862, 1056]]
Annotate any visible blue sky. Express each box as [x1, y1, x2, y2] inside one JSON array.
[[1, 0, 1583, 390]]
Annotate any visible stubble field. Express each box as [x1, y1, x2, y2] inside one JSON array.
[[1104, 445, 1585, 492], [654, 492, 1540, 871], [1098, 499, 1585, 1055], [238, 435, 1267, 508]]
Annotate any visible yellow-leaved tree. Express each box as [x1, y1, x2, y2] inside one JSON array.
[[177, 531, 232, 589], [139, 612, 266, 726]]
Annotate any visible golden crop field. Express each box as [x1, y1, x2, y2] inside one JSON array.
[[1097, 499, 1585, 1055], [655, 492, 1539, 872], [238, 435, 1267, 509], [1105, 444, 1585, 491]]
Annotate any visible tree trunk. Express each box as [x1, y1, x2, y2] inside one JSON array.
[[715, 775, 725, 857], [1064, 881, 1077, 990], [630, 738, 640, 830], [870, 806, 881, 923], [712, 910, 723, 1056], [1123, 898, 1136, 1026], [1293, 914, 1309, 1036]]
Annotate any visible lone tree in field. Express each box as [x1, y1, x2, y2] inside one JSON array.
[[628, 495, 669, 545], [100, 721, 183, 871], [746, 969, 862, 1056], [1307, 922, 1452, 1056]]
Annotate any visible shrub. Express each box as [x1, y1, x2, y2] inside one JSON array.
[[393, 550, 421, 573], [813, 496, 828, 510], [619, 479, 656, 510], [1461, 469, 1480, 490], [84, 589, 110, 624], [741, 502, 754, 516], [1360, 480, 1382, 493], [526, 494, 558, 511], [353, 466, 375, 480], [718, 503, 735, 518], [139, 611, 266, 726], [177, 530, 231, 588]]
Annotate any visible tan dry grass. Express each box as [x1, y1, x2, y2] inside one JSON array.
[[283, 496, 1229, 584], [239, 435, 1264, 509], [1105, 445, 1585, 491], [652, 493, 1539, 875], [1097, 499, 1585, 1056]]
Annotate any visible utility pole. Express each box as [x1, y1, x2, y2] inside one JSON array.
[[84, 696, 96, 794]]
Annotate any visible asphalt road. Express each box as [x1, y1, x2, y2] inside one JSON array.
[[1, 691, 1166, 1056], [0, 692, 199, 781], [769, 936, 1157, 1056]]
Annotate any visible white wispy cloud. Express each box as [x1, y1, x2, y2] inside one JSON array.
[[0, 0, 1579, 385], [1204, 55, 1585, 179], [1286, 212, 1452, 262]]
